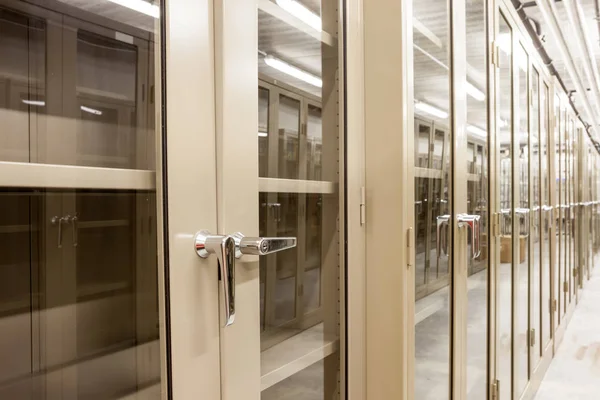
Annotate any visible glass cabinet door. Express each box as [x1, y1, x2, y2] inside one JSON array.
[[540, 82, 552, 348], [497, 14, 514, 400], [0, 1, 162, 398], [530, 68, 541, 369]]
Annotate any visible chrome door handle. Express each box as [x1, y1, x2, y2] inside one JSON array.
[[69, 214, 79, 247], [194, 230, 236, 327], [515, 208, 530, 235], [436, 215, 451, 259], [499, 208, 511, 235], [232, 232, 296, 259], [457, 214, 481, 259], [51, 215, 70, 248]]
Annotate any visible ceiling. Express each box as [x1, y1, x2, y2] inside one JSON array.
[[522, 0, 600, 148]]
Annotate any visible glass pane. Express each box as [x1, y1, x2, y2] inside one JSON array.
[[531, 69, 541, 368], [541, 83, 551, 347], [465, 1, 488, 398], [0, 189, 159, 399], [0, 8, 45, 163], [0, 2, 161, 398], [259, 87, 270, 177], [554, 95, 561, 328], [307, 105, 322, 181], [304, 194, 322, 312], [278, 94, 300, 180], [0, 5, 154, 170], [516, 42, 529, 396], [415, 119, 432, 293], [497, 16, 513, 400], [560, 108, 567, 317], [258, 0, 342, 396], [413, 0, 452, 396]]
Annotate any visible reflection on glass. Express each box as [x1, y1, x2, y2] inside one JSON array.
[[307, 105, 322, 181], [465, 1, 488, 398], [531, 69, 541, 368], [0, 6, 154, 170], [540, 83, 551, 347], [0, 2, 161, 398], [0, 189, 159, 399], [0, 8, 45, 163], [569, 120, 576, 301], [278, 94, 301, 180], [560, 108, 567, 317], [554, 96, 562, 327], [257, 0, 341, 396], [516, 43, 529, 396], [413, 0, 452, 397], [259, 87, 270, 177], [497, 15, 513, 400]]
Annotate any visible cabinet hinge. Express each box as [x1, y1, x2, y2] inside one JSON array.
[[564, 281, 569, 293], [491, 44, 499, 67], [552, 299, 558, 312], [492, 212, 501, 237], [360, 187, 366, 226], [573, 267, 578, 277], [529, 329, 536, 347], [491, 380, 500, 400]]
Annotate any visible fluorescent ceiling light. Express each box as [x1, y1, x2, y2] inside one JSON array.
[[276, 0, 321, 31], [467, 125, 487, 138], [264, 55, 322, 87], [258, 131, 268, 137], [81, 105, 103, 115], [106, 0, 159, 19], [22, 100, 45, 107], [466, 82, 485, 101], [414, 101, 448, 119]]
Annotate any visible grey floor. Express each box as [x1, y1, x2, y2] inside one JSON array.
[[534, 268, 600, 400]]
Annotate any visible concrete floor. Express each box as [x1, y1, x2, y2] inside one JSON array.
[[535, 269, 600, 400]]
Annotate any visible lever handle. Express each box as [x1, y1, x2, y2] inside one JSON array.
[[70, 214, 79, 247], [194, 230, 236, 327], [51, 215, 69, 248], [232, 232, 296, 259], [515, 208, 530, 235], [457, 213, 481, 259], [436, 215, 451, 259]]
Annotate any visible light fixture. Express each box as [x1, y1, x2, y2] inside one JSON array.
[[414, 101, 448, 119], [106, 0, 159, 19], [467, 125, 487, 138], [264, 55, 322, 87], [276, 0, 321, 31], [22, 99, 45, 107], [258, 131, 268, 137], [81, 105, 103, 115], [466, 82, 485, 101]]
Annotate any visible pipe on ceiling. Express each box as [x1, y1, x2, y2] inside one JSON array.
[[564, 0, 600, 119], [536, 0, 600, 141], [521, 0, 562, 7], [510, 1, 569, 95]]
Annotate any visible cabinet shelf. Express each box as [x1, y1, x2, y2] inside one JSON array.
[[77, 281, 131, 299], [0, 225, 35, 234], [261, 323, 338, 391], [78, 220, 130, 229]]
